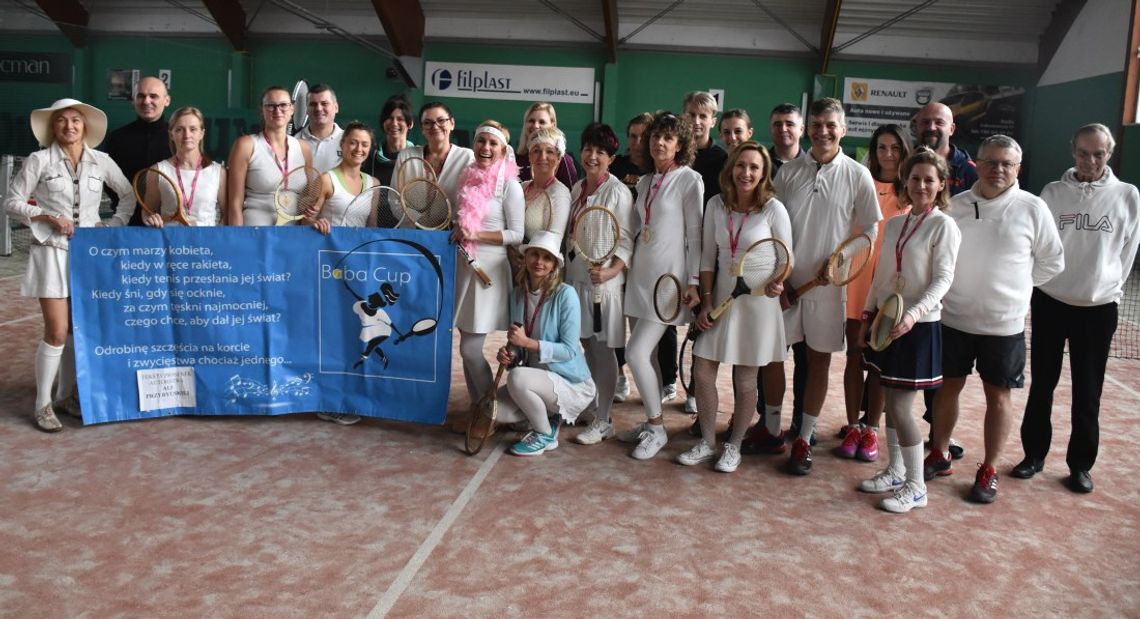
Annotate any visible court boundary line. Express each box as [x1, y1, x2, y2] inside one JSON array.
[[366, 438, 508, 618], [1104, 367, 1140, 399], [0, 314, 40, 329]]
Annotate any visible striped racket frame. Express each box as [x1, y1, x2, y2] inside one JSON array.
[[132, 167, 189, 226], [274, 165, 322, 226]]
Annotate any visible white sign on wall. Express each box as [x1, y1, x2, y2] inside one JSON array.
[[424, 61, 594, 105]]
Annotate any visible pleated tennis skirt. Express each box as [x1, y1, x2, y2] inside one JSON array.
[[862, 320, 942, 391], [21, 244, 70, 298]]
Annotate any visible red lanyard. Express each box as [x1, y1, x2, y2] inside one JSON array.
[[526, 176, 556, 201], [727, 209, 751, 261], [643, 163, 676, 230], [264, 133, 289, 189], [426, 143, 450, 175], [523, 290, 548, 338], [173, 157, 202, 215], [894, 208, 930, 273]]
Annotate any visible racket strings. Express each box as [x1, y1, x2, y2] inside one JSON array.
[[134, 169, 181, 220], [829, 236, 872, 283], [402, 180, 450, 230], [277, 167, 322, 218], [574, 209, 618, 262], [654, 278, 682, 321]]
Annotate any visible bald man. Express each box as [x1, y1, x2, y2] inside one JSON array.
[[912, 102, 978, 196], [104, 76, 173, 225]]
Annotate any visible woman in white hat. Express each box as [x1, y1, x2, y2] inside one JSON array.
[[452, 120, 524, 424], [141, 106, 228, 227], [495, 231, 596, 456], [3, 98, 136, 432], [226, 85, 313, 226]]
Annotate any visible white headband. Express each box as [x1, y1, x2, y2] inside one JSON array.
[[528, 130, 566, 156], [475, 125, 508, 145]]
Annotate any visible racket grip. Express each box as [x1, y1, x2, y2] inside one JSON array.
[[592, 301, 602, 334], [475, 268, 492, 287]]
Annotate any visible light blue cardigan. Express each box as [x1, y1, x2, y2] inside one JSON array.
[[509, 283, 592, 384]]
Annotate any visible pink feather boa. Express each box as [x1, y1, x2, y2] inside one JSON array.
[[455, 157, 519, 255]]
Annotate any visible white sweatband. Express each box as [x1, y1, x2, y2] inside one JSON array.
[[528, 131, 566, 156], [475, 125, 508, 144]]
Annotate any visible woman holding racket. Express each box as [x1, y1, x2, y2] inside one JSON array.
[[516, 102, 578, 189], [393, 102, 474, 202], [857, 148, 961, 513], [566, 123, 635, 445], [226, 85, 313, 226], [4, 98, 136, 431], [141, 106, 227, 227], [677, 142, 791, 472], [453, 120, 525, 420], [619, 111, 704, 460], [510, 126, 572, 273], [493, 232, 596, 456], [836, 124, 912, 460], [306, 122, 384, 234]]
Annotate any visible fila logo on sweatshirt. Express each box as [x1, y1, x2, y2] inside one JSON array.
[[1058, 213, 1113, 232]]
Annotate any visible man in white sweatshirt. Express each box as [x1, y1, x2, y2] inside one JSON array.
[[925, 134, 1064, 503], [1012, 124, 1139, 494], [774, 97, 881, 475]]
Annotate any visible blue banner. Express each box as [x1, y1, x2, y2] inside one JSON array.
[[70, 226, 456, 425]]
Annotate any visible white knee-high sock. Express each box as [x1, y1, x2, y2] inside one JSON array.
[[901, 443, 926, 490], [35, 341, 64, 410], [885, 427, 903, 475], [56, 335, 76, 400], [799, 413, 818, 441]]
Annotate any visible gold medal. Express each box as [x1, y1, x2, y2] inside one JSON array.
[[642, 227, 651, 243], [894, 273, 905, 292]]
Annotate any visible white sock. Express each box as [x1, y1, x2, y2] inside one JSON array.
[[901, 443, 926, 491], [35, 341, 65, 411], [56, 335, 76, 401], [651, 424, 666, 438], [886, 428, 903, 475], [799, 413, 818, 441], [765, 405, 781, 435]]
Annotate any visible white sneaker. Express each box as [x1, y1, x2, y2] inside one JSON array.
[[617, 422, 649, 443], [631, 427, 668, 460], [880, 480, 928, 513], [683, 395, 698, 414], [614, 375, 630, 402], [661, 383, 678, 403], [317, 412, 361, 426], [715, 443, 741, 473], [676, 440, 716, 465], [860, 468, 905, 493], [575, 418, 615, 445]]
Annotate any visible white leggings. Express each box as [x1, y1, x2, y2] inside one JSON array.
[[459, 330, 493, 402], [885, 388, 921, 446], [582, 336, 618, 423], [626, 318, 668, 420], [495, 367, 559, 434], [694, 357, 757, 447]]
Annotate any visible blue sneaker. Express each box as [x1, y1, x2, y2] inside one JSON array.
[[510, 418, 560, 457]]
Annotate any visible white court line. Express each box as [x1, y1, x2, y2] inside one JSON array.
[[367, 438, 508, 618], [1104, 369, 1140, 399], [0, 314, 40, 329]]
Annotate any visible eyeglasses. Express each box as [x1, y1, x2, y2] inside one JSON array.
[[421, 117, 451, 129], [979, 159, 1020, 171], [262, 102, 292, 111]]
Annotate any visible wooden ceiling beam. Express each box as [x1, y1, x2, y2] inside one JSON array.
[[33, 0, 88, 48], [371, 0, 425, 58], [202, 0, 248, 51]]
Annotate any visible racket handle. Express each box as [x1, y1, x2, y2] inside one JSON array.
[[708, 296, 733, 321], [474, 267, 492, 287], [791, 279, 820, 302], [592, 301, 602, 334]]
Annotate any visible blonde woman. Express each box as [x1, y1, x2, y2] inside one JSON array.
[[516, 101, 578, 189], [142, 106, 227, 227]]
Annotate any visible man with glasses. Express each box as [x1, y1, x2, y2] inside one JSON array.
[[296, 84, 343, 173], [926, 135, 1064, 503], [1012, 124, 1139, 494], [104, 76, 172, 225]]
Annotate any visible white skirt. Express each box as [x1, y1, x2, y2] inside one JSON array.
[[22, 245, 70, 298], [550, 373, 597, 424], [568, 280, 625, 345], [693, 293, 786, 366], [454, 244, 512, 334]]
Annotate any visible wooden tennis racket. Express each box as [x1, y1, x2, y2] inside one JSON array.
[[523, 188, 553, 241], [133, 168, 189, 226], [791, 233, 873, 300], [708, 238, 793, 321], [572, 206, 620, 333], [274, 165, 323, 225], [654, 273, 684, 323], [396, 156, 438, 192], [339, 185, 403, 228], [401, 178, 452, 231], [465, 363, 507, 455], [869, 292, 904, 352]]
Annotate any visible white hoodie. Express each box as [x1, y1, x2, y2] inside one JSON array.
[[1038, 167, 1140, 306], [941, 181, 1065, 336]]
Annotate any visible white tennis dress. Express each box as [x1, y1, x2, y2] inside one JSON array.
[[243, 133, 306, 226], [152, 158, 224, 226]]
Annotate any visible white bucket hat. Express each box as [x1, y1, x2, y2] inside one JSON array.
[[518, 231, 564, 268], [30, 98, 108, 148]]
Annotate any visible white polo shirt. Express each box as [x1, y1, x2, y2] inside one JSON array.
[[297, 123, 344, 173]]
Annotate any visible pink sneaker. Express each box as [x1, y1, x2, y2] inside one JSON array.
[[833, 425, 861, 459], [856, 427, 879, 462]]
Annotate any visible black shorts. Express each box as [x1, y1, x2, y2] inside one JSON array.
[[941, 324, 1025, 388]]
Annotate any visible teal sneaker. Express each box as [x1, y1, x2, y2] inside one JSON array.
[[510, 421, 560, 457]]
